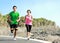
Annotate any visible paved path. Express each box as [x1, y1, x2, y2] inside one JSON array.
[[0, 36, 52, 43]]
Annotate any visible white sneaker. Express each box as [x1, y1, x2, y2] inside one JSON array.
[[27, 36, 30, 40], [27, 38, 30, 40], [13, 37, 16, 40]]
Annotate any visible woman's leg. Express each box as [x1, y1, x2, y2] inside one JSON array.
[[27, 25, 32, 39], [25, 25, 29, 38], [25, 24, 32, 40], [25, 24, 28, 37]]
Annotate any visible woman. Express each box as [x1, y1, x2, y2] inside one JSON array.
[[25, 10, 33, 40]]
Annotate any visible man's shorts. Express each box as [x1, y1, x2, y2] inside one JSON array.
[[10, 24, 18, 29]]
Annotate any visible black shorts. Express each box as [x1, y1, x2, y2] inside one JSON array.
[[10, 24, 18, 29], [25, 24, 32, 32]]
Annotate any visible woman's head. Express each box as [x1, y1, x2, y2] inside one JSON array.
[[27, 10, 31, 15]]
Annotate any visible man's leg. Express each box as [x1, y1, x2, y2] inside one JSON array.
[[10, 28, 13, 33], [13, 28, 18, 40], [13, 24, 18, 40], [10, 28, 14, 36], [14, 29, 17, 38], [10, 25, 13, 33]]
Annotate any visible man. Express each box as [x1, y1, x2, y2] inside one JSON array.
[[7, 6, 20, 40]]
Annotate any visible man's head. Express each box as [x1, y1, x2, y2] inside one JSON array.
[[13, 6, 17, 12]]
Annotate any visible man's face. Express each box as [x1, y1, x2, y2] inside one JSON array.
[[13, 7, 17, 11]]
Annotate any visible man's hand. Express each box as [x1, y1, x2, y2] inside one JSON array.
[[17, 18, 20, 22], [17, 17, 20, 22]]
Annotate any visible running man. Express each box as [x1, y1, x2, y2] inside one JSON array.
[[7, 6, 20, 40], [25, 10, 33, 40]]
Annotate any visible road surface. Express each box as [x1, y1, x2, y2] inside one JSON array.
[[0, 36, 52, 43]]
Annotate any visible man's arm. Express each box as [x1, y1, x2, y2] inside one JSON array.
[[7, 14, 11, 23], [17, 13, 20, 22], [17, 17, 20, 22]]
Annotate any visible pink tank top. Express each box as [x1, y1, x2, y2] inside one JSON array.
[[25, 15, 32, 25]]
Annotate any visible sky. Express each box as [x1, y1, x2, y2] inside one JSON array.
[[0, 0, 60, 26]]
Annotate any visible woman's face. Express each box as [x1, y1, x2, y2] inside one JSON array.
[[27, 11, 31, 15]]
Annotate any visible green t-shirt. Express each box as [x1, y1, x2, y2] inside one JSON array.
[[9, 11, 20, 25]]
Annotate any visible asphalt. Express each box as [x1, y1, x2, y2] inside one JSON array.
[[0, 36, 52, 43]]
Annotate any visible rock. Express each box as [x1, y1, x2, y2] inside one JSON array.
[[52, 39, 60, 43], [30, 33, 34, 36]]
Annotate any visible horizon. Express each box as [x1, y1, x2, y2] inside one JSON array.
[[0, 0, 60, 27]]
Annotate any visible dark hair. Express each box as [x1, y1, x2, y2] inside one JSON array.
[[27, 10, 31, 13], [13, 6, 17, 9]]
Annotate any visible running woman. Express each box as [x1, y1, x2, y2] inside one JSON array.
[[25, 10, 33, 40], [7, 6, 20, 40]]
